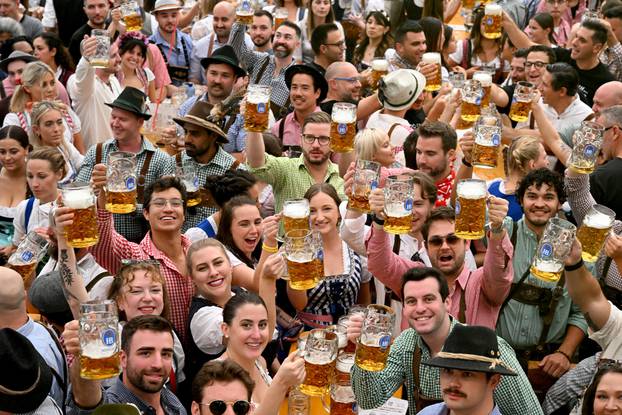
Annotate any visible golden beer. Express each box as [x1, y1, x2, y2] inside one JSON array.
[[569, 159, 597, 174], [330, 103, 357, 153], [349, 159, 380, 214], [384, 211, 413, 234], [569, 122, 605, 174], [482, 4, 503, 39], [348, 193, 370, 213], [355, 340, 390, 372], [283, 199, 310, 233], [531, 217, 577, 283], [530, 261, 563, 283], [462, 0, 475, 8], [300, 357, 335, 396], [509, 99, 532, 123], [245, 85, 271, 132], [472, 124, 501, 169], [330, 384, 356, 415], [66, 206, 99, 248], [8, 261, 37, 288], [473, 72, 492, 107], [577, 205, 615, 262], [384, 175, 414, 234], [461, 100, 481, 122], [142, 129, 161, 147], [312, 257, 324, 283], [90, 58, 110, 69], [288, 258, 317, 290], [370, 59, 389, 90], [90, 29, 110, 69], [284, 216, 310, 233], [336, 352, 355, 383], [123, 13, 143, 31], [237, 11, 254, 24], [187, 190, 201, 207], [106, 190, 138, 214], [275, 16, 286, 28], [422, 53, 442, 92], [274, 7, 287, 29], [472, 142, 499, 169], [455, 179, 487, 240], [80, 352, 122, 380]]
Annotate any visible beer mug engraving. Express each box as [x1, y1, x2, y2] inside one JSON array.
[[509, 81, 535, 122], [455, 179, 487, 240], [422, 52, 442, 92], [61, 182, 99, 248], [330, 103, 357, 153], [482, 4, 503, 39], [300, 329, 338, 396], [245, 85, 271, 132], [577, 205, 615, 262], [177, 164, 201, 207], [472, 122, 502, 169], [79, 300, 121, 380], [274, 7, 288, 29], [120, 0, 143, 31], [473, 72, 492, 107], [355, 305, 395, 371], [370, 59, 389, 90], [460, 79, 483, 122], [106, 151, 138, 214], [330, 383, 357, 415], [569, 121, 605, 174], [530, 217, 577, 282], [383, 175, 414, 235], [349, 159, 380, 213], [8, 231, 48, 288], [236, 0, 254, 24], [283, 199, 310, 234], [284, 229, 317, 290], [90, 29, 110, 69]]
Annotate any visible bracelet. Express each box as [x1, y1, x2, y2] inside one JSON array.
[[262, 243, 278, 253], [564, 258, 584, 271], [372, 214, 385, 226], [461, 158, 473, 168], [554, 349, 571, 361]]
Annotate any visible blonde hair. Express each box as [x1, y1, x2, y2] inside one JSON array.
[[29, 100, 67, 149], [507, 136, 543, 176], [186, 238, 231, 277], [10, 61, 56, 113], [354, 128, 389, 162]]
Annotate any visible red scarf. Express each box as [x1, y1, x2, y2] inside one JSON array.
[[435, 169, 456, 207]]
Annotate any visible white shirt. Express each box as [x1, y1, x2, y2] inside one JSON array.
[[365, 110, 412, 167], [515, 96, 592, 130], [67, 57, 123, 150], [42, 0, 56, 27], [3, 108, 81, 146], [12, 199, 55, 246], [38, 253, 112, 300]]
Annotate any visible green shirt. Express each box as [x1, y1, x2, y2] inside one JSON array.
[[248, 154, 345, 213], [351, 320, 542, 415], [496, 219, 588, 349]]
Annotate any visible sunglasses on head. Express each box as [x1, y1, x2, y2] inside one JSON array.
[[200, 400, 252, 415], [427, 234, 462, 248]]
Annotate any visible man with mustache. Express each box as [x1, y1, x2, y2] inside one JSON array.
[[418, 325, 518, 415]]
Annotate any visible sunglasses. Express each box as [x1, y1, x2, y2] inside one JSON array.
[[199, 400, 252, 415], [427, 234, 462, 248]]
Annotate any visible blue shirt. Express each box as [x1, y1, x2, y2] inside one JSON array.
[[149, 29, 193, 69], [418, 403, 503, 415], [488, 180, 522, 221]]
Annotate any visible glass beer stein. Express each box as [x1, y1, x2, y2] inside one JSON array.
[[89, 29, 110, 69], [473, 71, 492, 107], [482, 3, 503, 39], [329, 382, 357, 415], [245, 84, 271, 132], [177, 164, 201, 207], [330, 103, 357, 153], [120, 0, 143, 31], [274, 7, 288, 29], [530, 217, 577, 282], [383, 175, 414, 235], [236, 0, 254, 24], [472, 120, 502, 169], [355, 305, 395, 371], [348, 159, 380, 213], [7, 231, 48, 289], [106, 151, 137, 214], [509, 81, 535, 122], [422, 52, 442, 92], [460, 79, 483, 122], [283, 199, 310, 234], [300, 329, 338, 396], [370, 59, 389, 90], [79, 300, 121, 380], [61, 182, 99, 248], [568, 121, 605, 174], [336, 351, 355, 383], [455, 179, 488, 240], [577, 205, 615, 262], [284, 229, 317, 290]]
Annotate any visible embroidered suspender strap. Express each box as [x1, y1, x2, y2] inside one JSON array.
[[255, 56, 271, 82], [529, 112, 535, 129], [230, 160, 240, 170], [538, 273, 566, 349], [85, 271, 111, 292], [180, 36, 190, 67], [278, 116, 286, 145], [207, 34, 216, 58], [61, 109, 75, 131], [412, 342, 442, 412], [137, 151, 154, 204], [95, 143, 103, 165], [223, 113, 237, 134], [458, 273, 470, 323]]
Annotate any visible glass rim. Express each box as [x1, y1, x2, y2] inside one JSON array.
[[581, 120, 605, 132], [284, 229, 313, 239], [307, 328, 339, 341], [547, 216, 577, 231], [332, 102, 357, 110], [60, 181, 92, 190], [109, 151, 137, 161], [591, 204, 616, 220], [366, 304, 395, 315]]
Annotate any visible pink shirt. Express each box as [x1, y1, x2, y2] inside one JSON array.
[[365, 225, 514, 330], [146, 43, 172, 90], [271, 106, 321, 147]]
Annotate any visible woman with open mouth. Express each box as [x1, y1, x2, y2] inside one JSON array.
[[115, 32, 157, 103]]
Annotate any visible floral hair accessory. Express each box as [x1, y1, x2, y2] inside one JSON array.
[[118, 31, 150, 48]]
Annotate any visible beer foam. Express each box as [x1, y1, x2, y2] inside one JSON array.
[[457, 181, 487, 199], [473, 72, 492, 87], [533, 259, 562, 273], [288, 252, 314, 263], [304, 354, 335, 365], [485, 4, 502, 14], [81, 342, 116, 358], [385, 204, 411, 218], [283, 203, 309, 218], [421, 52, 441, 64], [333, 109, 356, 124], [331, 387, 356, 403], [63, 190, 94, 209], [584, 212, 613, 229], [371, 59, 388, 71]]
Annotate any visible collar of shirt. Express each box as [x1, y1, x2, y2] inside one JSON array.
[[16, 317, 35, 337], [108, 376, 184, 414], [454, 265, 471, 294], [295, 152, 341, 181], [153, 29, 184, 51], [139, 231, 192, 274], [416, 318, 461, 353], [392, 52, 417, 70], [106, 136, 158, 155], [181, 147, 232, 168]]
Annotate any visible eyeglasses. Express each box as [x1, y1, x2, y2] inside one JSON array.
[[302, 134, 331, 145], [199, 400, 252, 415], [604, 125, 618, 132], [150, 198, 184, 208], [427, 234, 462, 248], [323, 41, 346, 48], [525, 61, 548, 69], [546, 0, 566, 4], [333, 76, 362, 83]]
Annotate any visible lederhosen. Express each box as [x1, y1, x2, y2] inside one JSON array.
[[156, 33, 191, 85], [412, 342, 442, 412]]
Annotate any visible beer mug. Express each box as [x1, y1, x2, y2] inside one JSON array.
[[473, 72, 492, 107], [61, 182, 99, 248], [297, 331, 310, 352], [370, 59, 389, 90], [582, 10, 600, 22], [348, 159, 380, 213], [421, 52, 442, 92], [336, 351, 355, 383], [311, 230, 324, 283], [329, 382, 357, 415], [327, 323, 348, 350], [577, 205, 615, 262], [383, 175, 414, 235], [7, 231, 48, 288], [79, 300, 121, 380], [89, 29, 110, 69], [236, 0, 254, 24], [462, 0, 475, 10], [274, 7, 288, 29], [176, 164, 201, 207], [472, 121, 502, 169], [455, 179, 488, 240], [284, 229, 317, 290], [449, 71, 466, 90], [482, 3, 503, 39], [106, 151, 137, 214], [330, 103, 357, 153], [355, 305, 395, 371], [288, 386, 310, 415], [245, 84, 271, 132], [300, 329, 338, 396], [509, 81, 535, 123], [120, 0, 143, 31], [283, 199, 310, 234], [530, 217, 577, 282], [568, 121, 605, 174], [460, 79, 483, 122]]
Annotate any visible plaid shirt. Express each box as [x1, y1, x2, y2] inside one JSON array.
[[600, 43, 622, 82], [90, 209, 194, 343], [76, 138, 176, 243], [351, 320, 543, 415]]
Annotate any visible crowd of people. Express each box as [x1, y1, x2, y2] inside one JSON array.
[[1, 0, 622, 413]]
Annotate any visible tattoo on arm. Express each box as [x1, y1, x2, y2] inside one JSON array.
[[59, 249, 74, 287], [584, 312, 601, 332]]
